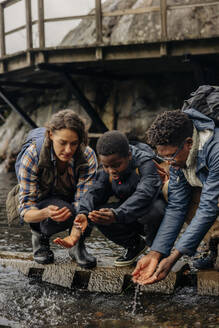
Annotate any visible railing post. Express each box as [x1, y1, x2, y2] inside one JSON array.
[[25, 0, 33, 49], [0, 3, 6, 57], [38, 0, 45, 48], [160, 0, 167, 56], [160, 0, 167, 41], [95, 0, 102, 44]]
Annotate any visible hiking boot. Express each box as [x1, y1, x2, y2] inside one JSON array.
[[69, 236, 96, 269], [114, 236, 147, 267], [193, 237, 218, 270], [32, 230, 54, 265], [193, 251, 217, 270]]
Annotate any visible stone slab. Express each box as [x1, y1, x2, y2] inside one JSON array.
[[42, 261, 77, 288], [0, 251, 195, 295], [197, 270, 219, 296], [139, 272, 177, 295], [87, 267, 131, 294]]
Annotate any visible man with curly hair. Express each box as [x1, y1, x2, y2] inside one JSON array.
[[132, 108, 219, 285]]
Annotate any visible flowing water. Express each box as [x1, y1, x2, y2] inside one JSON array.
[[0, 173, 219, 328]]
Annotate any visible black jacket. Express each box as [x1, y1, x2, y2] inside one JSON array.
[[79, 143, 161, 224]]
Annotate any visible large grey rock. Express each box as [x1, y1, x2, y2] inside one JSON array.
[[61, 0, 219, 46]]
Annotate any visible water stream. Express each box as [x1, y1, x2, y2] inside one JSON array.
[[0, 173, 219, 328]]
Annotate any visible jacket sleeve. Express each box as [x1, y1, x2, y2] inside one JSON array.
[[151, 168, 192, 257], [74, 146, 98, 211], [175, 147, 219, 256], [113, 159, 161, 224], [78, 170, 113, 215]]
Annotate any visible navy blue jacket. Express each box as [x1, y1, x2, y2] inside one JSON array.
[[151, 108, 219, 257], [78, 143, 161, 224]]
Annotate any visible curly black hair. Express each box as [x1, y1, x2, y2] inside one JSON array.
[[96, 130, 129, 157], [146, 110, 193, 147]]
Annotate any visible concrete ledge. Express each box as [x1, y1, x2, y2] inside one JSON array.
[[0, 251, 218, 295], [197, 270, 219, 296]]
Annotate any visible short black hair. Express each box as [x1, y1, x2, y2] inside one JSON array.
[[146, 110, 193, 147], [96, 130, 129, 157]]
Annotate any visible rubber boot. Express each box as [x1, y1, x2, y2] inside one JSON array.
[[69, 235, 96, 269], [31, 230, 54, 264]]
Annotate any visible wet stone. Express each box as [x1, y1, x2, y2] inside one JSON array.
[[140, 272, 177, 294], [87, 267, 132, 294], [42, 261, 77, 288], [197, 270, 219, 296]]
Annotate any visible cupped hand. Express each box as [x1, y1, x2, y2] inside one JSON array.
[[46, 205, 72, 222], [88, 208, 115, 225], [132, 251, 162, 284]]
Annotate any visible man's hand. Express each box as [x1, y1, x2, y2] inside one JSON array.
[[44, 205, 72, 222], [132, 250, 162, 284], [132, 249, 181, 285], [74, 214, 88, 232], [88, 208, 115, 225]]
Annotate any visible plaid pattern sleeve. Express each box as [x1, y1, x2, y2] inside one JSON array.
[[74, 146, 98, 211], [18, 143, 39, 218]]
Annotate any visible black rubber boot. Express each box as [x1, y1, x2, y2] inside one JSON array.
[[69, 236, 96, 269], [32, 230, 54, 265]]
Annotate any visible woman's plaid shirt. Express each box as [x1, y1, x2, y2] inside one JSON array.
[[18, 143, 98, 218]]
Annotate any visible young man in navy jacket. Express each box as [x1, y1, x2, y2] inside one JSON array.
[[55, 130, 166, 267]]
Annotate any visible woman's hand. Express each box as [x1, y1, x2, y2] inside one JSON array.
[[45, 205, 72, 222]]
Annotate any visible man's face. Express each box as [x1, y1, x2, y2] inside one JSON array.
[[49, 128, 79, 162], [99, 152, 131, 180], [156, 138, 193, 169]]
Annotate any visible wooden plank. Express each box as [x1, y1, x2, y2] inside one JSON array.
[[0, 4, 6, 57], [25, 0, 33, 49], [169, 1, 219, 11], [4, 25, 26, 36], [102, 6, 160, 17], [37, 0, 45, 48], [95, 0, 102, 44], [44, 14, 95, 23], [1, 0, 21, 9]]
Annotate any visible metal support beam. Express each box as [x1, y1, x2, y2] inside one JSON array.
[[64, 73, 108, 133], [0, 86, 37, 128], [36, 63, 108, 133]]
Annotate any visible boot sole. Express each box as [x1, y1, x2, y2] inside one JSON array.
[[114, 245, 148, 267]]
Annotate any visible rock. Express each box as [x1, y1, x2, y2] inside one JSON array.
[[61, 0, 219, 46], [0, 251, 188, 295], [197, 270, 219, 296]]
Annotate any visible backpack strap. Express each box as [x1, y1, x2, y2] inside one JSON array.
[[15, 127, 46, 179]]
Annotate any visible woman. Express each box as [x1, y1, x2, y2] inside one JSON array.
[[6, 109, 98, 268]]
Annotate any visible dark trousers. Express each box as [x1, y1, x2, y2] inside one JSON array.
[[29, 197, 75, 238], [95, 196, 166, 248]]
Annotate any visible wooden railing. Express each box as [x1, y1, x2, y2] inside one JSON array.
[[0, 0, 219, 57]]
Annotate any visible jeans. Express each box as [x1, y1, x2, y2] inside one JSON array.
[[94, 196, 166, 248], [29, 196, 75, 238]]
